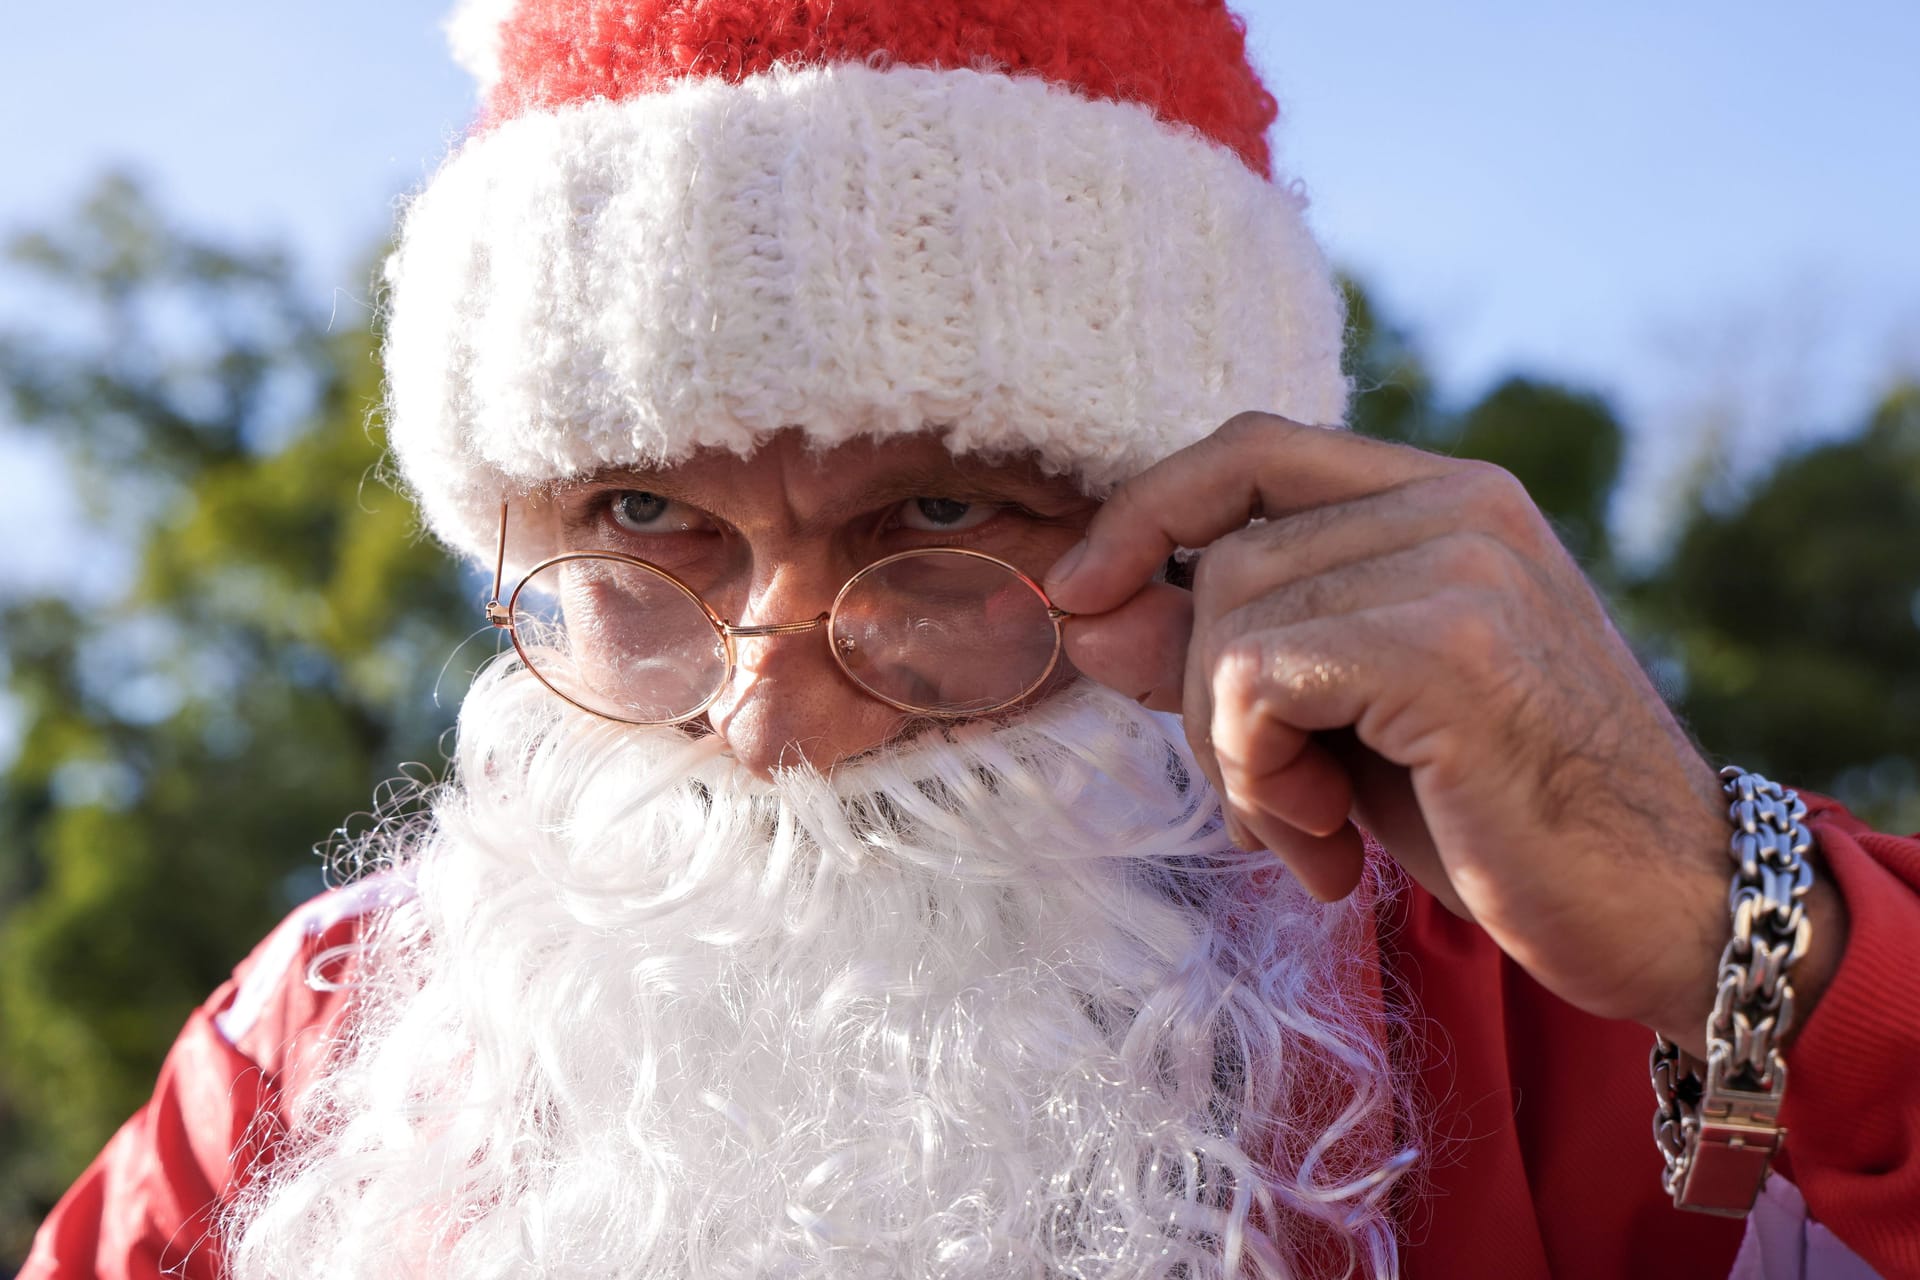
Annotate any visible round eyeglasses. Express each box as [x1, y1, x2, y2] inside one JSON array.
[[482, 503, 1074, 725]]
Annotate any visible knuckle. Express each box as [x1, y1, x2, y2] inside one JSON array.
[[1458, 457, 1524, 502], [1456, 456, 1515, 484], [1208, 631, 1271, 708], [1433, 531, 1518, 591], [1215, 410, 1298, 451], [1423, 592, 1504, 671], [1214, 625, 1350, 709], [1218, 409, 1272, 440], [1457, 461, 1549, 547]]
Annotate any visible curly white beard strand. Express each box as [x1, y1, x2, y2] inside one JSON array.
[[228, 671, 1411, 1279]]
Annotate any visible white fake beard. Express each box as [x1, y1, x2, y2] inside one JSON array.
[[229, 671, 1411, 1279]]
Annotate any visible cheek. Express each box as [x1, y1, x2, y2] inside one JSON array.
[[634, 537, 741, 600]]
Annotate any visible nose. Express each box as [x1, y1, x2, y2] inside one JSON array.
[[700, 565, 909, 778]]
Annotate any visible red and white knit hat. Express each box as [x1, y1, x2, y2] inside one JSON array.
[[386, 0, 1348, 560]]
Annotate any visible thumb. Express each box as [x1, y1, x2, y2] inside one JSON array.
[[1060, 582, 1192, 706]]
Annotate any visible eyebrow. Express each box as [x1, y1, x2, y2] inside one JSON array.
[[570, 459, 1084, 534], [842, 462, 1065, 503], [804, 466, 1090, 536]]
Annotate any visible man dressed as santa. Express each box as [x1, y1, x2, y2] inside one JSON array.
[[25, 1, 1920, 1276]]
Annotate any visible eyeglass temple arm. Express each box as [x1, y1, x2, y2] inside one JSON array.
[[485, 501, 512, 628]]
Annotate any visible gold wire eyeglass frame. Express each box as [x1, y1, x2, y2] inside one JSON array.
[[482, 501, 1073, 725]]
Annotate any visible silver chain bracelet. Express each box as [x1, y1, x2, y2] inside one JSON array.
[[1650, 766, 1815, 1216]]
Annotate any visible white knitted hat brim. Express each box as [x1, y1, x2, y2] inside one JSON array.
[[384, 62, 1349, 563]]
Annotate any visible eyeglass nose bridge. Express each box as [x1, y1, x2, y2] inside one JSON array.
[[722, 612, 831, 640]]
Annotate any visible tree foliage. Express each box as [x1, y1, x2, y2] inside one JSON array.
[[1342, 277, 1626, 579], [1632, 388, 1920, 831], [0, 177, 472, 1261]]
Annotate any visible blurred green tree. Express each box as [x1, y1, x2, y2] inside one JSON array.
[[1343, 276, 1627, 578], [0, 176, 472, 1261], [1631, 385, 1920, 834]]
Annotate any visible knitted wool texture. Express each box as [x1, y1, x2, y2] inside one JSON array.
[[391, 0, 1350, 562], [474, 0, 1279, 174]]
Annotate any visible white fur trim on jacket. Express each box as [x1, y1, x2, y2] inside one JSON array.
[[383, 62, 1350, 562]]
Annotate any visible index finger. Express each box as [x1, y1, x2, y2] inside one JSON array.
[[1043, 413, 1450, 614]]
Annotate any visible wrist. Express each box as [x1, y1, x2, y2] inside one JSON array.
[[1641, 779, 1747, 1054]]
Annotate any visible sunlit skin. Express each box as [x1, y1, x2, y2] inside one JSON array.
[[521, 416, 1848, 1063]]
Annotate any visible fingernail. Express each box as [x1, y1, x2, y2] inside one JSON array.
[[1044, 539, 1088, 595]]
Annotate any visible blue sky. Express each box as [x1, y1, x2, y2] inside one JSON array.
[[3, 0, 1917, 573]]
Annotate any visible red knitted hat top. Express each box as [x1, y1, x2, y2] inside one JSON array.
[[486, 0, 1279, 176]]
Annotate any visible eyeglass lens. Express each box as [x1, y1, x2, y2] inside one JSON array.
[[512, 557, 729, 723], [509, 550, 1060, 724], [829, 553, 1060, 714]]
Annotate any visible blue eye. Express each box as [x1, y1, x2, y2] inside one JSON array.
[[611, 491, 674, 531], [898, 497, 999, 532]]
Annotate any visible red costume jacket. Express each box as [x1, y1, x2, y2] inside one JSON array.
[[23, 796, 1920, 1278]]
